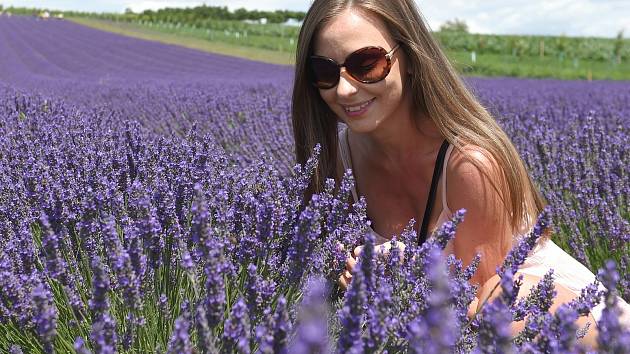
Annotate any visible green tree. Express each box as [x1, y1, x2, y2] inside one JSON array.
[[439, 18, 469, 33], [614, 29, 624, 64]]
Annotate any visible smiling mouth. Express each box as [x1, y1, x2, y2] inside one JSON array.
[[343, 98, 375, 113]]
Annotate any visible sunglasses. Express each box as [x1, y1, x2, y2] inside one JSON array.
[[309, 44, 400, 89]]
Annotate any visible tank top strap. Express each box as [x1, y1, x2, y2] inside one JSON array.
[[337, 126, 359, 203], [418, 139, 450, 245]]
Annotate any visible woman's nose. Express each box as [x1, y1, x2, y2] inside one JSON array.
[[337, 68, 358, 97]]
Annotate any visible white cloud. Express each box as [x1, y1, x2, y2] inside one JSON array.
[[420, 0, 629, 38]]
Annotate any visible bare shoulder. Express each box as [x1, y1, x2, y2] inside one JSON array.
[[448, 144, 502, 175], [446, 143, 506, 207]]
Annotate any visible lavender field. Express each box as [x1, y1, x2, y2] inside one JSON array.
[[1, 15, 629, 353]]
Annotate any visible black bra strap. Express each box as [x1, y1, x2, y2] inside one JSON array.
[[418, 139, 450, 245]]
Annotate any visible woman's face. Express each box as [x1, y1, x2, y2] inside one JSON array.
[[312, 7, 409, 133]]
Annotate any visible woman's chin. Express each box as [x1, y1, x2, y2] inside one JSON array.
[[343, 118, 384, 135]]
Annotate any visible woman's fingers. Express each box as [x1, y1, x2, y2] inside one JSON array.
[[339, 240, 410, 291], [338, 270, 352, 290], [353, 241, 407, 259], [346, 255, 357, 272], [467, 296, 480, 319], [338, 273, 347, 290], [338, 253, 355, 291]]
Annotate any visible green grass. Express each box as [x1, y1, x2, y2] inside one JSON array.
[[448, 50, 630, 80], [67, 17, 295, 66], [67, 17, 630, 80]]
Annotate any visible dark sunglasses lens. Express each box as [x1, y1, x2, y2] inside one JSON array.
[[346, 47, 388, 83], [310, 57, 339, 88]]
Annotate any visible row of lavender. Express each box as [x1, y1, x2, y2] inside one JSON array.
[[0, 82, 624, 354], [1, 15, 629, 353]]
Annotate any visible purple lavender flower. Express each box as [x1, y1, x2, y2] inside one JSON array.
[[407, 247, 458, 353], [540, 304, 580, 352], [430, 208, 466, 249], [512, 270, 557, 345], [73, 337, 92, 354], [32, 283, 58, 354], [89, 256, 110, 316], [290, 276, 331, 354], [223, 297, 251, 353], [127, 181, 164, 269], [567, 281, 602, 317], [39, 214, 67, 280], [365, 261, 394, 351], [473, 299, 515, 354], [122, 225, 148, 300], [284, 194, 323, 283], [256, 296, 291, 354], [245, 263, 276, 325], [194, 302, 217, 352], [8, 345, 24, 354], [446, 253, 480, 351], [102, 215, 142, 312], [202, 238, 228, 329], [358, 228, 376, 295], [90, 313, 117, 354], [596, 260, 630, 352], [191, 183, 211, 245], [88, 256, 118, 354], [325, 171, 354, 234], [167, 303, 193, 354], [337, 249, 367, 353], [499, 207, 551, 279]]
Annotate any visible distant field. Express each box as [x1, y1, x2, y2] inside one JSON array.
[[67, 17, 630, 80], [68, 17, 295, 65], [447, 51, 630, 81]]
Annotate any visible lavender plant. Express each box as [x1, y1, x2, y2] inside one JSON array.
[[1, 15, 628, 353]]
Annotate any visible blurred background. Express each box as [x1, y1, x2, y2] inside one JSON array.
[[1, 0, 628, 80]]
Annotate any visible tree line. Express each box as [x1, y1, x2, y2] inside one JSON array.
[[2, 5, 626, 62], [1, 5, 305, 24]]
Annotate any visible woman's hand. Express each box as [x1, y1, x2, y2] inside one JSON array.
[[337, 240, 407, 291]]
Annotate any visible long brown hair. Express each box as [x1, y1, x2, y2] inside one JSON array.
[[291, 0, 546, 233]]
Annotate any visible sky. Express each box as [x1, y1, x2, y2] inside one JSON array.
[[1, 0, 629, 38]]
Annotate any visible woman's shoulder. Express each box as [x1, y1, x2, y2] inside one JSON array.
[[444, 141, 508, 212], [449, 142, 498, 168], [447, 142, 503, 181]]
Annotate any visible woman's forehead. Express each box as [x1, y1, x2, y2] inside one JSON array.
[[313, 8, 394, 59]]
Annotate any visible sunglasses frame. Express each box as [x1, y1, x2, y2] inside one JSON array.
[[309, 43, 400, 89]]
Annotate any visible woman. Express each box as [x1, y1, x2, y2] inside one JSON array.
[[291, 0, 629, 346]]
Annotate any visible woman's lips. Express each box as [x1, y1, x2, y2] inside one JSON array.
[[343, 97, 375, 117]]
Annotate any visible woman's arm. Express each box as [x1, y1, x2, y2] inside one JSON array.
[[446, 145, 514, 297]]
